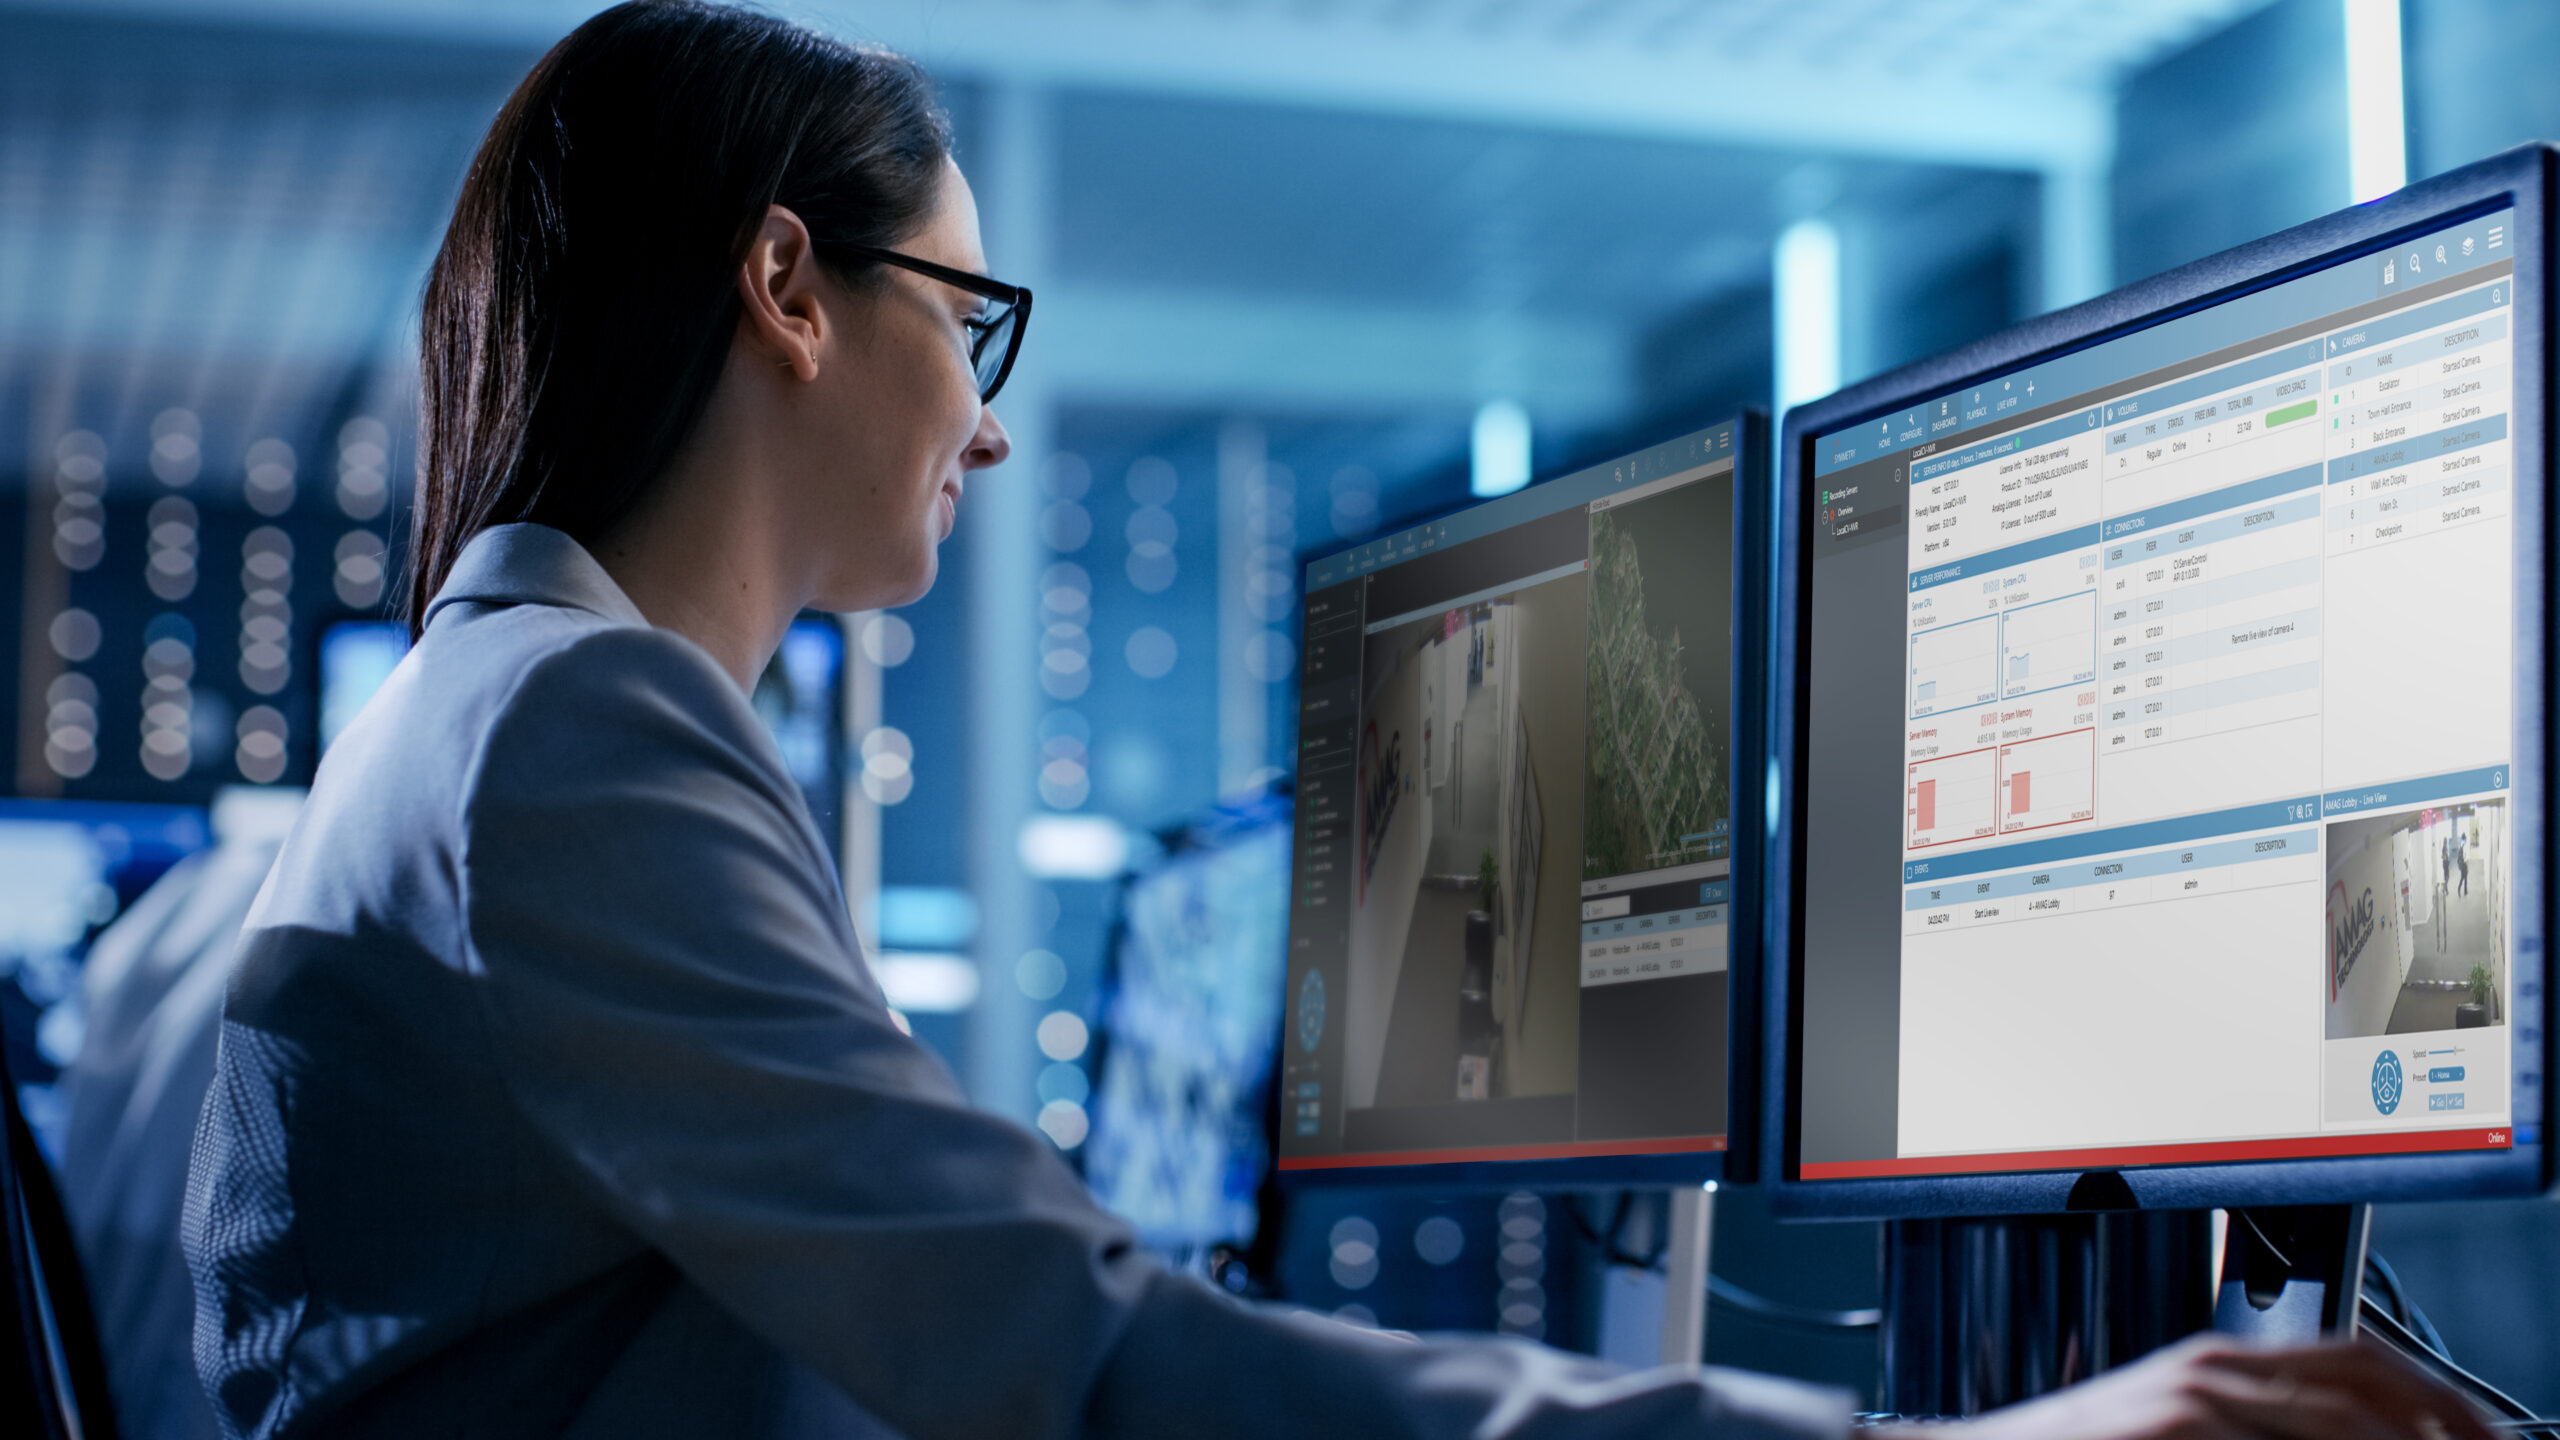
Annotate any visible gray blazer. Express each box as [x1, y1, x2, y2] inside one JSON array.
[[182, 522, 1847, 1440]]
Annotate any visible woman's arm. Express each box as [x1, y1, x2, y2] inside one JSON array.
[[457, 627, 1849, 1440]]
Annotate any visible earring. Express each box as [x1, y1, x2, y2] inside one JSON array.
[[776, 348, 817, 371]]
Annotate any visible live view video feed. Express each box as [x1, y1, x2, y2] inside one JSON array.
[[1282, 446, 1737, 1167], [1343, 578, 1590, 1116], [2325, 800, 2509, 1041]]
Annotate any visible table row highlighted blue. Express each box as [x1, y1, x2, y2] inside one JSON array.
[[1905, 796, 2321, 885], [1583, 904, 1726, 946], [2323, 763, 2511, 816], [1910, 523, 2104, 594], [1906, 762, 2516, 887], [2103, 466, 2323, 550], [1906, 827, 2316, 911], [2328, 411, 2507, 484]]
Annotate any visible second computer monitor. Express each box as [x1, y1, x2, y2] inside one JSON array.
[[1279, 415, 1765, 1188], [1772, 147, 2552, 1215]]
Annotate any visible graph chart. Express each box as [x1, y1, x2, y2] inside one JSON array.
[[1996, 730, 2096, 835], [1909, 614, 1998, 719], [1999, 591, 2099, 700], [1908, 747, 1997, 849]]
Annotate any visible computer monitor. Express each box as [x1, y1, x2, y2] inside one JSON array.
[[748, 617, 848, 857], [1278, 415, 1767, 1188], [1769, 146, 2553, 1216], [0, 797, 211, 1087], [318, 620, 411, 753], [0, 799, 209, 960], [1082, 785, 1292, 1256], [319, 617, 845, 853]]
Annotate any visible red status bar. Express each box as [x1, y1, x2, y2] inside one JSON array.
[[1279, 1134, 1725, 1172]]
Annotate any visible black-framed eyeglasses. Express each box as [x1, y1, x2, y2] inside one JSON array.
[[839, 244, 1032, 404]]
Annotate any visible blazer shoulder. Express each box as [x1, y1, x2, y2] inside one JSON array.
[[461, 622, 788, 813]]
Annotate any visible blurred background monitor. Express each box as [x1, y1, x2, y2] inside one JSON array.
[[1770, 146, 2553, 1218], [0, 798, 210, 1120], [318, 620, 409, 752], [1081, 784, 1292, 1258], [317, 615, 847, 853], [749, 617, 850, 855], [1276, 416, 1767, 1190]]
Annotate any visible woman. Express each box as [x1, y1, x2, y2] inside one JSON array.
[[182, 4, 2492, 1438]]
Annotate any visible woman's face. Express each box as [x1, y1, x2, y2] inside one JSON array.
[[800, 160, 1011, 611]]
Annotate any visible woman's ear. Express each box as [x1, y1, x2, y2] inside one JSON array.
[[738, 204, 826, 380]]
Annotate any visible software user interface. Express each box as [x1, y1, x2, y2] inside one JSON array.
[[1281, 421, 1738, 1171], [1801, 210, 2521, 1179]]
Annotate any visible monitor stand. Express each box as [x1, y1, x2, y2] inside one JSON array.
[[1876, 1174, 2367, 1414], [1661, 1183, 1713, 1368], [2211, 1203, 2371, 1344], [1594, 1184, 1715, 1370]]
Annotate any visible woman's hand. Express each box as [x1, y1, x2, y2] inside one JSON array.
[[1881, 1333, 2498, 1440]]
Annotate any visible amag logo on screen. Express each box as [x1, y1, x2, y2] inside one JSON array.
[[2329, 881, 2376, 1002]]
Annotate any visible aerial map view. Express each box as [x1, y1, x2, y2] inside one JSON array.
[[1582, 480, 1731, 881]]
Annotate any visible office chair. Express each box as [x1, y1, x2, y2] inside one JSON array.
[[1, 1038, 120, 1439]]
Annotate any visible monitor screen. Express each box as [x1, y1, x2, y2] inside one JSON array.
[[1279, 419, 1746, 1175], [321, 618, 843, 852], [1082, 789, 1291, 1251], [0, 798, 210, 1087], [0, 800, 208, 964], [1796, 205, 2524, 1183], [751, 619, 847, 857], [319, 621, 411, 752]]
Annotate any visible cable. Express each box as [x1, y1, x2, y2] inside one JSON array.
[[1708, 1276, 1882, 1331], [2358, 1296, 2557, 1439], [1559, 1193, 1668, 1272], [2361, 1250, 2449, 1361], [2237, 1220, 2530, 1428], [2228, 1207, 2294, 1273], [1563, 1194, 1880, 1333]]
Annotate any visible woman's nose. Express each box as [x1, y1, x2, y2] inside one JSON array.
[[967, 403, 1012, 471]]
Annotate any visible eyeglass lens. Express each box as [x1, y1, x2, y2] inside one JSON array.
[[974, 304, 1019, 397]]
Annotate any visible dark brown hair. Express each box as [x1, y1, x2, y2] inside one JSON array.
[[405, 0, 951, 633]]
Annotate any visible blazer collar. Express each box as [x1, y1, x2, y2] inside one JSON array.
[[420, 524, 651, 633]]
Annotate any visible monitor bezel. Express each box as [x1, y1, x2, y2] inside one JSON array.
[[1277, 411, 1770, 1193], [1766, 145, 2556, 1219]]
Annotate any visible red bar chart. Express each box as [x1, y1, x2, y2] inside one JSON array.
[[1996, 730, 2096, 835], [1908, 747, 1997, 849]]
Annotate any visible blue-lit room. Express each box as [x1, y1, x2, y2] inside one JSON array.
[[1, 0, 2556, 1434]]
